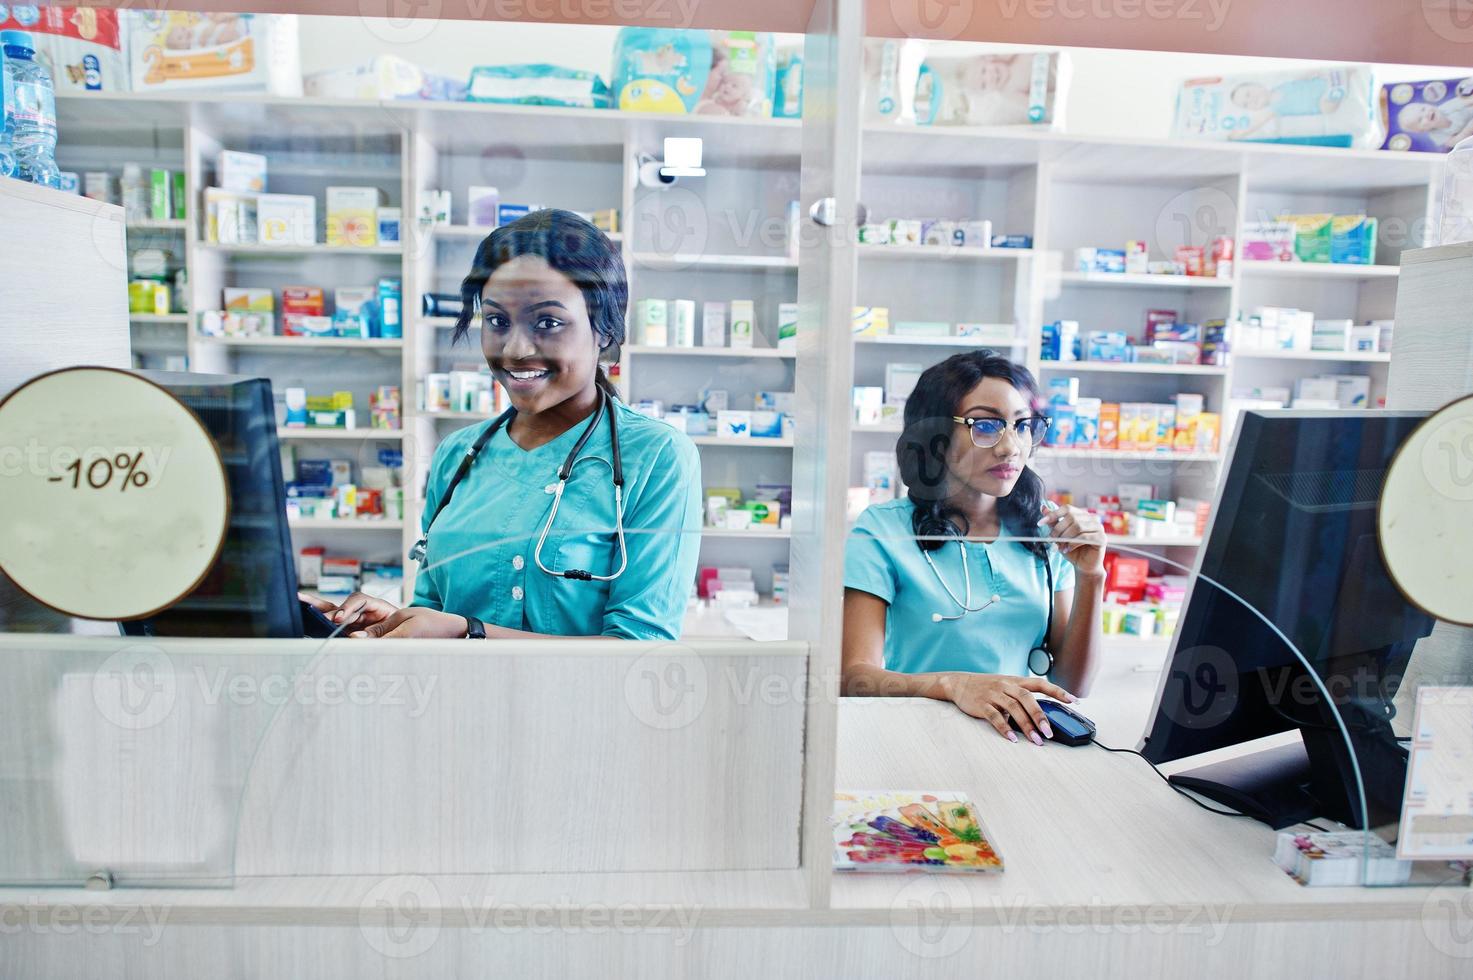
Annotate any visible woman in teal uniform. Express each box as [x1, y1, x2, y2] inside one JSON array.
[[842, 351, 1106, 742], [307, 209, 702, 640]]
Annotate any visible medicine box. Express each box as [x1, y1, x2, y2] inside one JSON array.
[[149, 169, 172, 221], [498, 203, 535, 226], [670, 300, 696, 348], [703, 302, 727, 348], [1284, 214, 1333, 263], [730, 301, 755, 349], [281, 286, 326, 316], [635, 299, 668, 346], [885, 363, 923, 403], [717, 410, 752, 439], [1330, 215, 1377, 265], [778, 302, 799, 351], [851, 307, 890, 337], [1241, 221, 1295, 262], [223, 287, 273, 313], [377, 207, 401, 244], [377, 279, 403, 339], [467, 186, 500, 228], [326, 186, 386, 247], [218, 150, 267, 193], [257, 193, 316, 246]]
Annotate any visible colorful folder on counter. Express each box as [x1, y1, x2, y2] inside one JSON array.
[[833, 790, 1004, 873]]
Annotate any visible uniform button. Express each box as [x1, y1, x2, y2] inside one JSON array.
[[511, 586, 524, 601], [512, 555, 525, 571]]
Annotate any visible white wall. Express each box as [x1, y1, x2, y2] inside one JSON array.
[[297, 16, 1473, 140]]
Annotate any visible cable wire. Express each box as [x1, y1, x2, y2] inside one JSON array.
[[1092, 740, 1255, 819]]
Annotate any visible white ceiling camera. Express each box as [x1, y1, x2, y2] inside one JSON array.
[[637, 137, 706, 188]]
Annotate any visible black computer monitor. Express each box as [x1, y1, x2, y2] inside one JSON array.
[[118, 372, 305, 639], [1141, 409, 1436, 830]]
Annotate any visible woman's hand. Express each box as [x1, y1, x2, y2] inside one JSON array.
[[941, 673, 1076, 744], [1041, 504, 1107, 577], [299, 591, 398, 632], [349, 606, 469, 639]]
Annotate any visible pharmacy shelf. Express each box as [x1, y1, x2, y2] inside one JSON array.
[[1232, 349, 1391, 364], [288, 518, 405, 531], [689, 436, 795, 449], [197, 335, 404, 352], [1239, 260, 1399, 280], [423, 316, 475, 329], [700, 528, 792, 539], [1037, 360, 1229, 376], [1035, 448, 1222, 463], [853, 422, 903, 434], [857, 244, 1035, 261], [129, 313, 188, 324], [625, 345, 793, 360], [276, 428, 405, 441], [126, 218, 186, 232], [197, 242, 403, 257], [630, 252, 798, 272], [431, 224, 622, 243], [1052, 271, 1233, 289], [855, 334, 1025, 349]]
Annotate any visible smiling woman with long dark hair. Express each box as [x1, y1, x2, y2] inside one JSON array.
[[841, 350, 1107, 743], [304, 209, 702, 641]]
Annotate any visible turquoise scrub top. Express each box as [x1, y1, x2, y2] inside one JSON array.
[[412, 399, 702, 640], [844, 498, 1075, 676]]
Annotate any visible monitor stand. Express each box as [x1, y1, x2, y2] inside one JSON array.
[[1168, 742, 1319, 829]]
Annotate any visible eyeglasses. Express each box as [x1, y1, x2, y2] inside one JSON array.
[[952, 415, 1051, 449]]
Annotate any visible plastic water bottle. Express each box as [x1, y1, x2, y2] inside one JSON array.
[[1438, 135, 1473, 246], [0, 40, 14, 179], [1, 31, 60, 189]]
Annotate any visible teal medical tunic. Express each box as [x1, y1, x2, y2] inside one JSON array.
[[844, 498, 1075, 676], [412, 399, 702, 640]]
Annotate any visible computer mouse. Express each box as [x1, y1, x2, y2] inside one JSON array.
[[1010, 698, 1097, 746]]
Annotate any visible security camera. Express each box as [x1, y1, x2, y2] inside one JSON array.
[[636, 153, 679, 189]]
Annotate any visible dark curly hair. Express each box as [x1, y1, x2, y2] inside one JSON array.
[[897, 350, 1049, 559], [455, 208, 626, 398]]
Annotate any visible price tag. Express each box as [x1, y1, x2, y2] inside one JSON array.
[[1379, 392, 1473, 626], [0, 367, 228, 620]]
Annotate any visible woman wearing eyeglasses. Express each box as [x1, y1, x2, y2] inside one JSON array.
[[842, 350, 1107, 743]]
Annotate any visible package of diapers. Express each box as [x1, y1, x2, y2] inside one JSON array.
[[467, 64, 610, 108], [862, 38, 926, 125], [1171, 65, 1381, 148], [1380, 77, 1473, 152], [915, 51, 1067, 129], [696, 31, 775, 118], [611, 28, 712, 114]]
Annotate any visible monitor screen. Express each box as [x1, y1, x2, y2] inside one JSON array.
[[1143, 410, 1435, 767], [120, 372, 302, 639]]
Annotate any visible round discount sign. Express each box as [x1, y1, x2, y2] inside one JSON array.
[[1379, 392, 1473, 627], [0, 367, 229, 620]]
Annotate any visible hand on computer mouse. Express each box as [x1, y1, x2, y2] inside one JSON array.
[[299, 591, 397, 630], [940, 673, 1076, 745]]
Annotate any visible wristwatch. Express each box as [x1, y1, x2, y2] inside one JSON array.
[[463, 614, 486, 640]]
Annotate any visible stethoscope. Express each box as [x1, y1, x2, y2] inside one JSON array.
[[408, 387, 628, 582], [923, 538, 1055, 676]]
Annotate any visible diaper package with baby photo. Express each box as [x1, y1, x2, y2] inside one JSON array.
[[611, 28, 712, 114], [6, 5, 126, 94], [696, 31, 775, 118], [914, 51, 1068, 129], [125, 10, 301, 96], [1380, 77, 1473, 152], [1171, 65, 1380, 148], [862, 38, 925, 125]]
